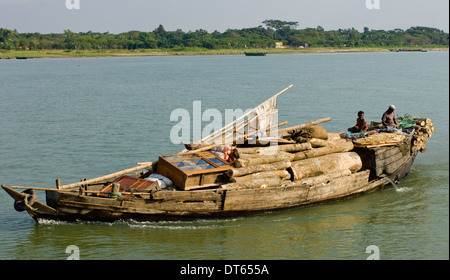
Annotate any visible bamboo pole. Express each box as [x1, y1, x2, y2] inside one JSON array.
[[178, 143, 222, 155], [3, 184, 150, 198], [81, 190, 150, 196], [57, 161, 157, 190], [8, 185, 72, 192]]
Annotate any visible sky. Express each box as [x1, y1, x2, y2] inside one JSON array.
[[0, 0, 448, 34]]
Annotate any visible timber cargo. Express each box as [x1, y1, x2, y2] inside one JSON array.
[[1, 85, 434, 222]]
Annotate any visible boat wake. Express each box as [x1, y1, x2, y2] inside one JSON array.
[[385, 177, 412, 193], [126, 217, 245, 230], [394, 186, 413, 193]]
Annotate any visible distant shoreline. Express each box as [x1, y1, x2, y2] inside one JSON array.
[[0, 47, 448, 59]]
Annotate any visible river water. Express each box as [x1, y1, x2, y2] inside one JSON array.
[[0, 51, 448, 260]]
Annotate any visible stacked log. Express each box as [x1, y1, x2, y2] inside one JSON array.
[[219, 118, 370, 190], [411, 117, 434, 154], [310, 138, 329, 147], [283, 169, 352, 187], [234, 152, 294, 168], [290, 152, 362, 180], [224, 129, 361, 189], [226, 161, 291, 177], [223, 160, 292, 189], [229, 170, 291, 183], [234, 142, 311, 157], [292, 139, 354, 161], [213, 116, 434, 191]]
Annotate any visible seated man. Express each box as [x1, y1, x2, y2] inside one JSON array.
[[348, 111, 368, 132], [382, 105, 399, 127]]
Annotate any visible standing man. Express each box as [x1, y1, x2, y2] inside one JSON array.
[[382, 105, 399, 127]]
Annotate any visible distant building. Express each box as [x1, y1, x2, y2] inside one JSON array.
[[275, 42, 286, 49]]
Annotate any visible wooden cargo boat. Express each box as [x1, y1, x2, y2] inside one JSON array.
[[1, 85, 434, 223]]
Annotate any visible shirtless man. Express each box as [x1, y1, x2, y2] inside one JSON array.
[[382, 105, 399, 127]]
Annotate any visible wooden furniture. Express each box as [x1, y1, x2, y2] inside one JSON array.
[[157, 152, 233, 190]]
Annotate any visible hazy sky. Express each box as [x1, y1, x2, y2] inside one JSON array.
[[0, 0, 448, 33]]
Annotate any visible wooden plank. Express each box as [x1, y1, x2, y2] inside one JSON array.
[[220, 177, 283, 190], [58, 200, 167, 215], [374, 145, 399, 156], [375, 150, 404, 167], [384, 153, 411, 174], [372, 138, 411, 176], [59, 191, 222, 214], [152, 190, 222, 201], [148, 200, 221, 211], [306, 170, 370, 203], [59, 192, 122, 207], [223, 184, 310, 211]]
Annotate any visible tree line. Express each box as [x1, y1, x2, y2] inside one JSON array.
[[0, 20, 448, 51]]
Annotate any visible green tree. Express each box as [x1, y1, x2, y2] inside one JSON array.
[[262, 19, 298, 31]]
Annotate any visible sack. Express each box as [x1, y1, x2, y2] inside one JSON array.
[[292, 125, 328, 143], [145, 173, 174, 189]]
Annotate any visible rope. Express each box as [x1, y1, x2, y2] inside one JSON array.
[[109, 192, 123, 198]]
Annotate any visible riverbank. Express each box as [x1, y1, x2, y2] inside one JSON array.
[[0, 46, 448, 59]]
